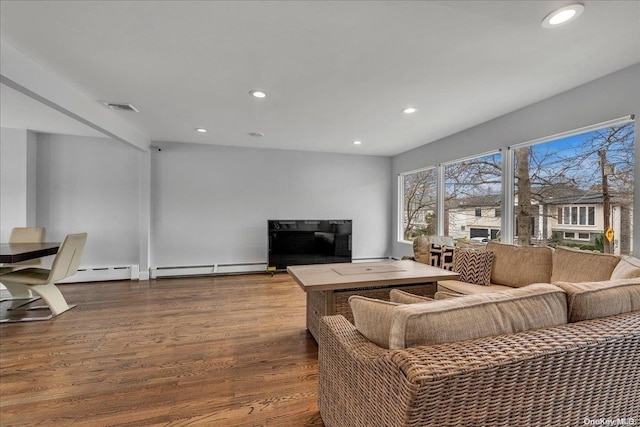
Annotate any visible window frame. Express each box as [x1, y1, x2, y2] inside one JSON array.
[[397, 116, 634, 251]]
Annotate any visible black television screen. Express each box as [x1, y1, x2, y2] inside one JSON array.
[[268, 220, 352, 270]]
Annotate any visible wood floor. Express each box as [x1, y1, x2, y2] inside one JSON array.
[[0, 274, 324, 427]]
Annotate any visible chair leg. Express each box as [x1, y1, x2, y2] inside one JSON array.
[[1, 282, 34, 299], [27, 283, 71, 316]]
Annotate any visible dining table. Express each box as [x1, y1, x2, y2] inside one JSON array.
[[0, 242, 60, 263]]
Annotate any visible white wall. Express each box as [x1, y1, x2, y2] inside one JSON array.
[[36, 134, 141, 266], [151, 142, 391, 267], [391, 63, 640, 258], [0, 128, 37, 241]]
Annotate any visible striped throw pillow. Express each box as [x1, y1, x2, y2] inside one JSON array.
[[453, 248, 494, 286]]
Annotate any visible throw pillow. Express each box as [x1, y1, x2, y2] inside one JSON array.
[[453, 248, 494, 286], [428, 243, 455, 271]]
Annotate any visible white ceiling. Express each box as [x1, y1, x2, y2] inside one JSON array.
[[1, 1, 639, 156]]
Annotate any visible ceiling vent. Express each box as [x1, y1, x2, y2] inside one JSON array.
[[100, 101, 139, 112]]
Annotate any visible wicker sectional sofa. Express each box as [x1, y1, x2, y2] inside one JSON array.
[[317, 241, 640, 426]]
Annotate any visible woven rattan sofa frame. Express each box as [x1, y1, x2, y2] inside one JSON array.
[[318, 311, 640, 427]]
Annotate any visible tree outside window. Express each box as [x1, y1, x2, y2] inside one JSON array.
[[401, 168, 437, 241], [514, 122, 634, 254]]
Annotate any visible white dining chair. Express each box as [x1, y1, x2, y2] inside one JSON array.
[[0, 233, 87, 322], [0, 227, 46, 304]]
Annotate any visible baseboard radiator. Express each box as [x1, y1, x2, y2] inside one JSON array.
[[150, 257, 391, 279], [58, 265, 140, 283], [150, 262, 267, 278]]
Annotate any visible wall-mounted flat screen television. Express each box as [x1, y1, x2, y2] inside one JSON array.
[[268, 220, 352, 270]]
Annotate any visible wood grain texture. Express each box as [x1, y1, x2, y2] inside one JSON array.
[[0, 273, 324, 426]]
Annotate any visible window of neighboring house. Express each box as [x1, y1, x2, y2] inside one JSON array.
[[513, 120, 634, 254], [557, 205, 597, 226], [445, 152, 502, 240], [495, 208, 501, 217], [400, 167, 437, 241]]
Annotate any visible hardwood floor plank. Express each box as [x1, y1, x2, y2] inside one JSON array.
[[0, 273, 324, 426]]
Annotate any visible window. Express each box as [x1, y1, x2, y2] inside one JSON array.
[[399, 118, 633, 255], [445, 152, 502, 240], [579, 207, 586, 224], [513, 121, 634, 254], [401, 167, 437, 241], [557, 205, 597, 226]]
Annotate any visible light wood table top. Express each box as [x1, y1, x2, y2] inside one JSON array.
[[287, 260, 459, 292]]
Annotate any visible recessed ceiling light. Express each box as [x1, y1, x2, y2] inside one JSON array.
[[402, 107, 418, 114], [353, 140, 362, 145], [542, 4, 584, 28], [249, 90, 266, 99], [248, 132, 265, 137], [195, 128, 207, 133]]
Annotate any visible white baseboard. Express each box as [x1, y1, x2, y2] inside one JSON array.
[[150, 263, 267, 278], [57, 265, 140, 283]]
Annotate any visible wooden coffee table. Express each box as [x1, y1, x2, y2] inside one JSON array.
[[287, 260, 459, 341]]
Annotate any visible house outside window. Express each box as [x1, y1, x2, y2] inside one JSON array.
[[445, 152, 502, 241], [513, 121, 634, 254]]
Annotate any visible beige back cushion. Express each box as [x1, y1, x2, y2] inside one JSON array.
[[486, 242, 553, 287], [610, 256, 640, 279], [349, 296, 402, 348], [413, 236, 454, 264], [389, 289, 434, 304], [351, 285, 568, 349], [554, 279, 640, 322], [551, 247, 620, 283], [389, 284, 567, 349]]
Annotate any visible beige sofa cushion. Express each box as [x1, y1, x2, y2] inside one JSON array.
[[610, 256, 640, 279], [554, 279, 640, 322], [390, 289, 434, 304], [389, 284, 568, 349], [551, 247, 620, 283], [486, 242, 553, 287], [437, 279, 513, 295], [349, 296, 402, 348]]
